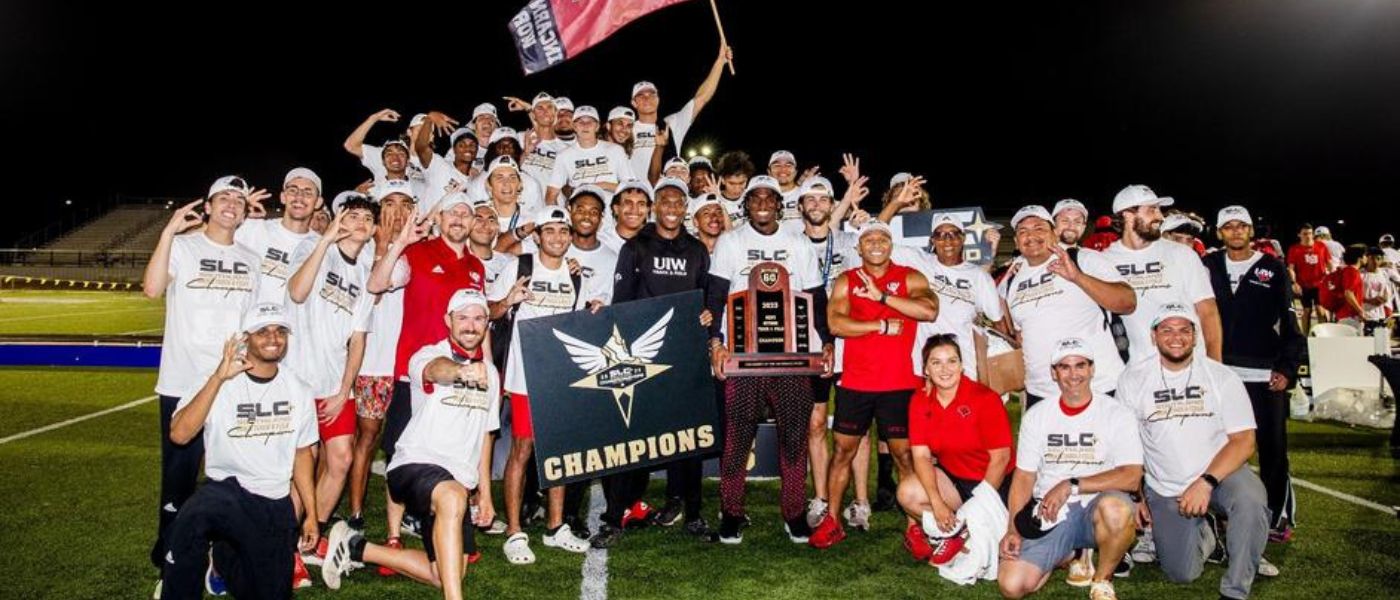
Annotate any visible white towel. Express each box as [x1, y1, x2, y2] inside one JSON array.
[[934, 482, 1009, 585]]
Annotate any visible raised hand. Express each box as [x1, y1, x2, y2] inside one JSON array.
[[166, 199, 205, 235], [839, 153, 861, 184]]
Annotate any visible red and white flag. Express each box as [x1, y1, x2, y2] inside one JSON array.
[[509, 0, 694, 75]]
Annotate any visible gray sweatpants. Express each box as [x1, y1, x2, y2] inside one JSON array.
[[1146, 466, 1270, 599]]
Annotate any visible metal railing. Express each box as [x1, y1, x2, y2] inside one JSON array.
[[0, 248, 149, 268]]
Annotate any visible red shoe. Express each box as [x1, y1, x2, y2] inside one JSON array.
[[301, 536, 329, 567], [292, 552, 313, 589], [621, 501, 655, 529], [808, 513, 846, 549], [928, 522, 970, 565], [904, 522, 933, 562], [376, 538, 402, 577], [468, 551, 481, 564]]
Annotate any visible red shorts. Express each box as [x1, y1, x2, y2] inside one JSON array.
[[509, 393, 534, 439], [317, 397, 358, 441]]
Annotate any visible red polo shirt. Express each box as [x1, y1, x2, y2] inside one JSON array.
[[394, 238, 485, 380], [908, 376, 1015, 481]]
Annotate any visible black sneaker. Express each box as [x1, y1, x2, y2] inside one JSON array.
[[784, 515, 813, 543], [1114, 556, 1133, 578], [401, 514, 423, 539], [718, 513, 744, 545], [684, 517, 718, 542], [1205, 513, 1229, 564], [873, 487, 898, 512], [590, 523, 624, 549], [655, 499, 684, 527]]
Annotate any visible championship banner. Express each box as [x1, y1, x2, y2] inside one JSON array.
[[509, 0, 694, 75], [518, 290, 718, 487], [848, 206, 1002, 266]]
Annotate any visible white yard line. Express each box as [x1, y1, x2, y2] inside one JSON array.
[[0, 394, 158, 445], [581, 482, 608, 600]]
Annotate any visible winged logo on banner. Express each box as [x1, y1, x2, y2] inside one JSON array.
[[552, 308, 674, 427]]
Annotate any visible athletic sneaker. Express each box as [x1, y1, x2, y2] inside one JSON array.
[[903, 522, 933, 561], [377, 538, 402, 577], [590, 523, 625, 549], [321, 521, 357, 590], [684, 517, 718, 542], [291, 552, 312, 590], [400, 514, 423, 539], [1066, 549, 1095, 587], [543, 523, 590, 553], [718, 513, 745, 545], [1089, 579, 1118, 600], [785, 516, 813, 544], [655, 499, 684, 527], [1203, 513, 1227, 564], [1113, 556, 1132, 578], [927, 521, 969, 566], [844, 501, 872, 531], [806, 497, 829, 529], [808, 513, 846, 549], [1131, 528, 1157, 563], [1258, 556, 1281, 577], [1268, 526, 1294, 544], [205, 562, 228, 596], [620, 501, 656, 529], [302, 536, 328, 566]]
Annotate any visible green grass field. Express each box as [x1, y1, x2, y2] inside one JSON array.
[[0, 363, 1396, 599], [0, 290, 164, 336]]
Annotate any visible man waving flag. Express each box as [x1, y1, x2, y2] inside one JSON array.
[[510, 0, 695, 74]]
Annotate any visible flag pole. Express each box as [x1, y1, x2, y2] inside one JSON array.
[[709, 0, 736, 75]]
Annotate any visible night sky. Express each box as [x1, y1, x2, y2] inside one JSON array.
[[6, 1, 1399, 246]]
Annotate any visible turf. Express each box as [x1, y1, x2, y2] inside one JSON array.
[[0, 290, 164, 336], [0, 368, 1396, 599]]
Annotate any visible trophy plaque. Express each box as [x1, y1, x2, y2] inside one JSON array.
[[723, 262, 824, 376]]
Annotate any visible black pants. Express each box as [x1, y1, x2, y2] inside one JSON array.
[[1245, 381, 1295, 529], [664, 456, 705, 521], [162, 478, 297, 600], [602, 470, 651, 526], [151, 394, 205, 572], [381, 381, 412, 461]]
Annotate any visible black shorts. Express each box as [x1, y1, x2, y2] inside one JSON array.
[[381, 381, 412, 462], [936, 463, 1011, 505], [810, 375, 835, 405], [832, 387, 912, 440], [387, 463, 477, 561], [1299, 286, 1319, 308]]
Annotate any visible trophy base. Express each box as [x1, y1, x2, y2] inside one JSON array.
[[723, 353, 824, 377]]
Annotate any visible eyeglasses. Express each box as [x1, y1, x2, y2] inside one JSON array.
[[931, 231, 962, 241], [283, 187, 317, 198]]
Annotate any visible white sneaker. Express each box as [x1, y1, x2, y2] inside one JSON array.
[[1258, 556, 1280, 578], [320, 521, 356, 590], [806, 497, 828, 529], [543, 523, 590, 553], [152, 579, 162, 600], [1131, 528, 1157, 563], [1089, 580, 1118, 600], [1066, 549, 1095, 587], [844, 501, 872, 531], [503, 532, 536, 565]]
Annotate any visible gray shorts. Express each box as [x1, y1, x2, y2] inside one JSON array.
[[1016, 491, 1134, 574]]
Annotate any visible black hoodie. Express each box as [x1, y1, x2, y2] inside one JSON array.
[[1204, 250, 1306, 383], [614, 223, 722, 340]]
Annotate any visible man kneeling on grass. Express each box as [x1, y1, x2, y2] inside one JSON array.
[[322, 289, 498, 600]]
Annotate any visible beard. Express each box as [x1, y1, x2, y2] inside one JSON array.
[[1135, 220, 1162, 242]]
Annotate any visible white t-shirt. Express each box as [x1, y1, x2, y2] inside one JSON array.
[[235, 220, 319, 306], [491, 254, 611, 395], [710, 223, 823, 342], [567, 243, 620, 306], [597, 226, 639, 255], [1323, 239, 1345, 270], [176, 369, 318, 499], [1117, 357, 1255, 497], [389, 340, 501, 489], [466, 170, 546, 216], [361, 144, 430, 199], [897, 248, 1004, 380], [1015, 396, 1143, 503], [1362, 271, 1392, 321], [779, 188, 803, 222], [360, 287, 404, 378], [287, 242, 375, 398], [1002, 251, 1127, 400], [156, 233, 262, 398], [548, 141, 635, 192], [480, 251, 518, 293], [629, 99, 696, 181], [718, 194, 746, 229], [1100, 240, 1213, 365], [521, 138, 574, 190], [1224, 251, 1262, 294], [422, 157, 473, 214]]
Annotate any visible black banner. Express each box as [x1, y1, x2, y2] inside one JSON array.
[[519, 290, 718, 487]]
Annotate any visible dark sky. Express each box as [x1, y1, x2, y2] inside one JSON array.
[[7, 1, 1400, 246]]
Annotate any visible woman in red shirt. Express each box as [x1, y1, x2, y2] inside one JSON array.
[[899, 334, 1015, 533]]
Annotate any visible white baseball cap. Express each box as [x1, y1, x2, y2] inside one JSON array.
[[471, 103, 499, 120], [487, 155, 521, 176], [615, 179, 655, 202], [1151, 301, 1197, 330], [283, 168, 322, 194], [1216, 206, 1252, 228], [688, 156, 714, 171], [689, 193, 723, 218], [632, 81, 658, 98], [930, 213, 965, 233], [1381, 233, 1396, 244], [438, 192, 472, 212], [1050, 337, 1094, 364], [446, 288, 489, 315], [488, 127, 520, 145], [449, 128, 478, 146], [554, 97, 575, 112], [797, 176, 835, 200], [569, 184, 609, 205], [1162, 213, 1202, 234], [608, 106, 636, 122], [531, 92, 555, 109], [382, 138, 410, 152], [743, 175, 782, 198], [572, 105, 600, 122], [1011, 205, 1053, 229], [1111, 184, 1174, 214], [468, 197, 497, 216], [331, 191, 370, 216], [768, 150, 796, 166], [242, 302, 292, 334], [1314, 225, 1332, 237], [890, 172, 913, 188], [207, 175, 250, 199], [654, 177, 690, 198], [858, 221, 893, 241], [1051, 198, 1088, 219], [663, 156, 690, 172], [372, 179, 416, 202], [409, 113, 428, 127], [536, 206, 571, 229]]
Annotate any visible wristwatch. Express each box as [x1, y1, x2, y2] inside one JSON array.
[[1068, 477, 1081, 497], [1201, 473, 1220, 489]]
